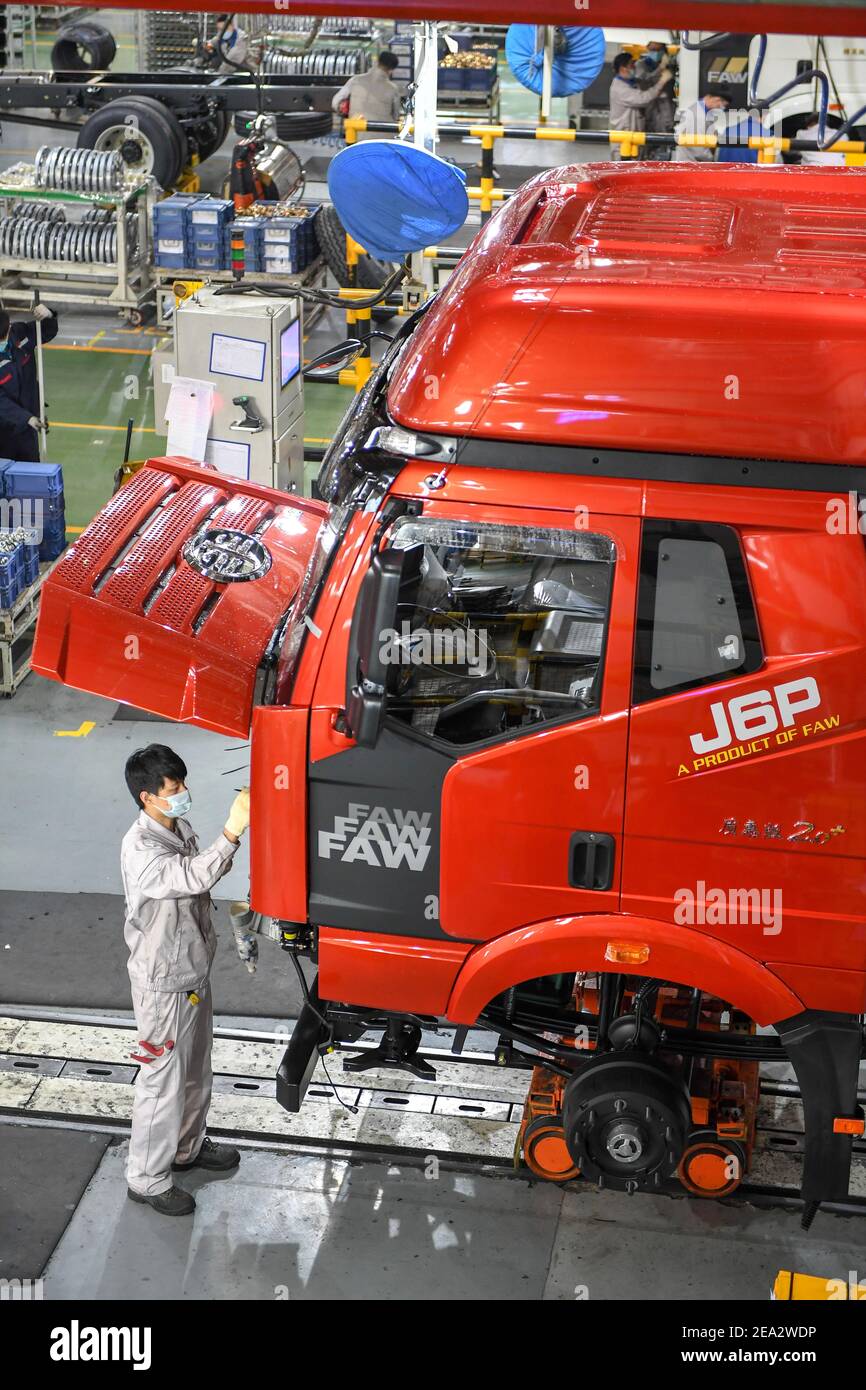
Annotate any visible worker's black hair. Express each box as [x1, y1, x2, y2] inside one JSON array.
[[378, 50, 399, 71], [216, 13, 229, 22], [125, 744, 188, 808], [703, 84, 734, 104], [0, 309, 8, 338], [613, 53, 635, 74]]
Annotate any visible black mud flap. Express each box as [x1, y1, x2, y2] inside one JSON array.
[[775, 1010, 864, 1224]]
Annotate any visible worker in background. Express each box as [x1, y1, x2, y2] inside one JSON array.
[[796, 111, 845, 165], [204, 13, 249, 72], [332, 50, 402, 123], [0, 303, 57, 462], [673, 86, 734, 161], [121, 744, 251, 1217], [608, 51, 674, 161], [635, 42, 676, 156]]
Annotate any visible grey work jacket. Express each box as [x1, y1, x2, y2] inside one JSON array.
[[121, 811, 238, 992], [609, 73, 671, 132], [332, 67, 402, 121]]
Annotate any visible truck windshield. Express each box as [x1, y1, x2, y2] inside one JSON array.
[[384, 517, 615, 746]]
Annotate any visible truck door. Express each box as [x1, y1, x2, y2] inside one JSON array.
[[308, 505, 640, 945]]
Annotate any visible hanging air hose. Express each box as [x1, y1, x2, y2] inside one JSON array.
[[681, 30, 866, 149]]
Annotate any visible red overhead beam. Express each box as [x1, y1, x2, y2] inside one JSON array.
[[9, 1, 866, 40]]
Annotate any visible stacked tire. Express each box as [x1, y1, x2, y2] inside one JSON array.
[[51, 22, 117, 77]]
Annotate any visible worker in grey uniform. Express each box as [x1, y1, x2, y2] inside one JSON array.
[[634, 43, 676, 156], [121, 744, 251, 1216], [332, 50, 402, 122], [673, 87, 733, 161], [608, 52, 674, 160]]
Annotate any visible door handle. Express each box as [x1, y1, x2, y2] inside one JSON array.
[[568, 831, 616, 891]]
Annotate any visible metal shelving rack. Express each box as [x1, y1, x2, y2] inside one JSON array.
[[0, 175, 156, 322]]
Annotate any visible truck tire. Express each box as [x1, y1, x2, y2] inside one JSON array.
[[51, 22, 116, 76], [194, 108, 231, 163], [315, 202, 395, 290], [234, 109, 334, 140], [77, 96, 186, 188]]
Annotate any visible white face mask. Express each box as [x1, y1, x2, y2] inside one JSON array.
[[152, 789, 191, 818]]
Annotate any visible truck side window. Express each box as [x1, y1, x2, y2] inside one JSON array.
[[383, 517, 615, 747], [633, 520, 762, 703]]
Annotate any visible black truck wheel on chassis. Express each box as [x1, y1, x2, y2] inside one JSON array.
[[78, 96, 186, 188], [561, 1050, 692, 1192]]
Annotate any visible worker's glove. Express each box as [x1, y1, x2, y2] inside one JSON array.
[[28, 416, 46, 432], [32, 304, 53, 322], [225, 787, 250, 838], [230, 900, 261, 974]]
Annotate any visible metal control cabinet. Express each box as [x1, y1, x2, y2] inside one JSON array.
[[174, 286, 304, 493]]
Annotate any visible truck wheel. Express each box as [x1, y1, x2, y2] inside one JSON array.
[[193, 109, 230, 163], [51, 21, 117, 76], [78, 96, 186, 188], [273, 110, 334, 141], [315, 202, 395, 289]]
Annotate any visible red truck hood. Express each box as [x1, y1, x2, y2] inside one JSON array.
[[32, 458, 326, 738]]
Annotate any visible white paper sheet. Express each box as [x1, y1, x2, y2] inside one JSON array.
[[204, 437, 251, 480], [165, 376, 214, 461], [210, 332, 266, 382]]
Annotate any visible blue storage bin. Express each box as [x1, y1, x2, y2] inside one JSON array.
[[4, 462, 63, 498], [0, 581, 19, 610], [23, 545, 40, 585], [190, 250, 228, 271], [466, 66, 496, 90], [0, 460, 11, 495], [39, 517, 67, 563], [153, 193, 200, 241], [188, 197, 234, 230], [438, 67, 463, 90], [154, 249, 190, 270]]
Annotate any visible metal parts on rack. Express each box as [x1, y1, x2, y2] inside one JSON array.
[[261, 47, 368, 78], [0, 209, 139, 265], [34, 145, 124, 196]]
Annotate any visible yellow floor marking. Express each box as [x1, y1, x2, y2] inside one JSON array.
[[50, 422, 155, 432], [87, 329, 106, 349], [45, 345, 150, 356], [53, 721, 96, 739], [66, 526, 85, 534]]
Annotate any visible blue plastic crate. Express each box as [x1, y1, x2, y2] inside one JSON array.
[[23, 545, 40, 585], [0, 580, 20, 610], [188, 197, 234, 230], [154, 249, 191, 270], [4, 462, 63, 499], [0, 543, 23, 584], [0, 460, 10, 495], [153, 193, 200, 240], [39, 516, 66, 562], [465, 65, 496, 90], [190, 250, 229, 271], [438, 66, 463, 90]]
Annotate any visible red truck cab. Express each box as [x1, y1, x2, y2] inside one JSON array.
[[33, 163, 866, 1218]]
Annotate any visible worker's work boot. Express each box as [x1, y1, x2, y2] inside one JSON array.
[[172, 1136, 241, 1173], [127, 1185, 196, 1216]]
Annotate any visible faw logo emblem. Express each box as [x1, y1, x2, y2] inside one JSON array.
[[318, 803, 433, 871]]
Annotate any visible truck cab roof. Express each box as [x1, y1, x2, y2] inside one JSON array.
[[386, 162, 866, 467]]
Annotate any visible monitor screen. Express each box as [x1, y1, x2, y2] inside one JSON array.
[[280, 318, 301, 389]]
